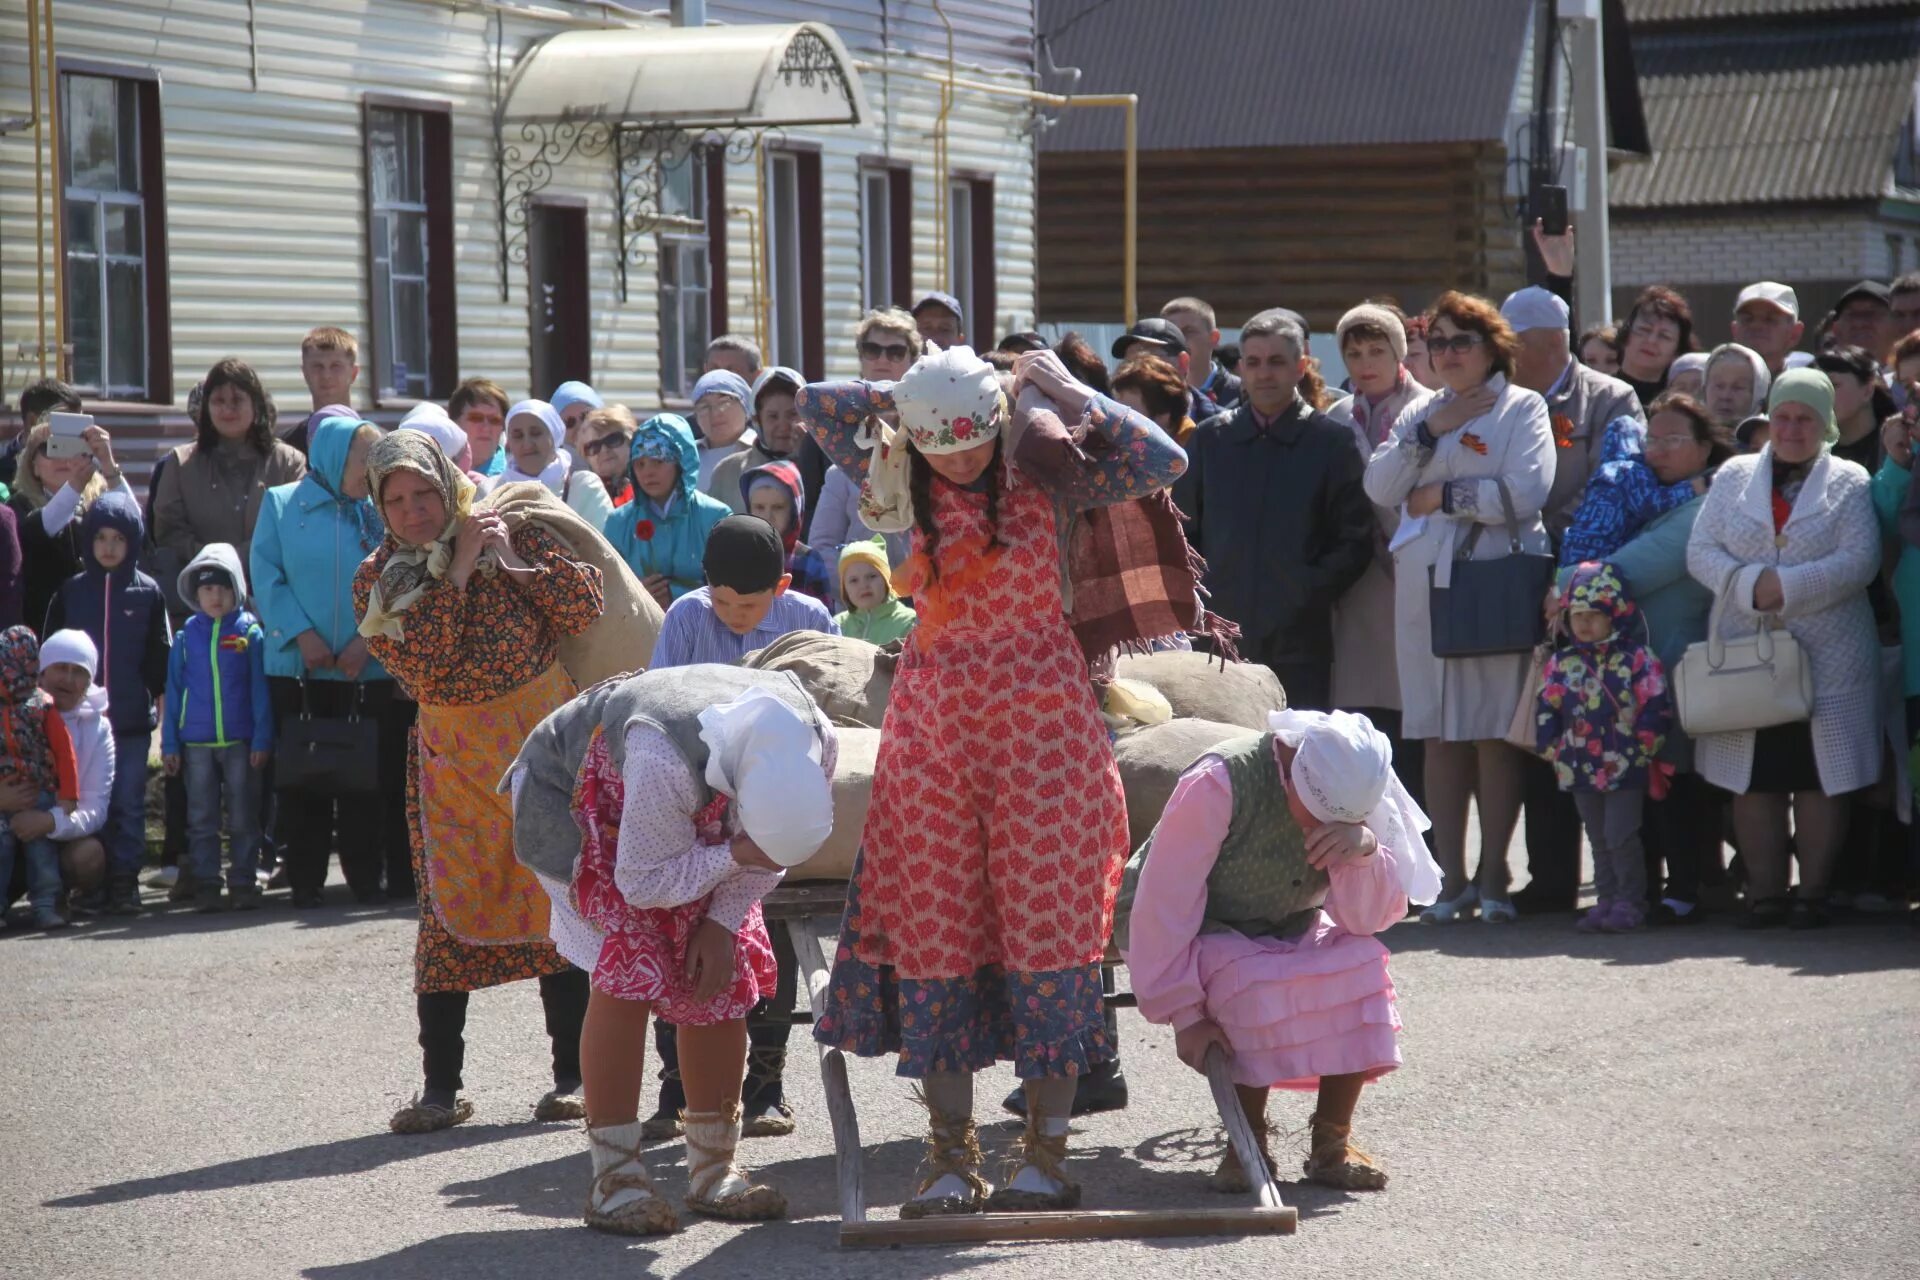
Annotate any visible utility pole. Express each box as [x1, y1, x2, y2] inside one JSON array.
[[1567, 0, 1613, 331]]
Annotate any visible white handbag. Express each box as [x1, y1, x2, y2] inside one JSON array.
[[1673, 572, 1813, 735]]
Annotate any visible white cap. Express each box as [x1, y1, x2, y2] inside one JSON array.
[[40, 628, 99, 680], [1784, 351, 1817, 370], [1499, 286, 1571, 334], [1735, 281, 1799, 321]]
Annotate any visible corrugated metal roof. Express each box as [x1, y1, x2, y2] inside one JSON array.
[[1614, 17, 1920, 206], [1625, 0, 1914, 23], [1037, 0, 1534, 152]]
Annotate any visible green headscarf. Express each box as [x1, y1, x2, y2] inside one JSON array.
[[1767, 367, 1838, 446]]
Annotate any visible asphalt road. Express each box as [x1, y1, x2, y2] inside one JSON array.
[[4, 880, 1916, 1280]]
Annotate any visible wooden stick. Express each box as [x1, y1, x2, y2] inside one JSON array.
[[1205, 1046, 1282, 1210], [841, 1206, 1297, 1248], [789, 914, 866, 1225]]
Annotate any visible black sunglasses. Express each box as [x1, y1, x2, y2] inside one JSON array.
[[583, 431, 630, 456], [1426, 333, 1488, 355], [859, 341, 912, 361]]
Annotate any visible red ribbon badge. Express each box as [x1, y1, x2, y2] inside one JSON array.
[[1460, 431, 1489, 456]]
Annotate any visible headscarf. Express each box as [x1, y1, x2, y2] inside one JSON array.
[[628, 413, 700, 517], [307, 416, 384, 555], [356, 430, 477, 641], [1706, 343, 1773, 419], [1269, 708, 1441, 906], [0, 624, 63, 800], [856, 343, 1004, 533], [549, 381, 603, 416], [1668, 352, 1710, 383], [691, 370, 752, 410], [1768, 367, 1839, 446], [398, 402, 470, 462], [740, 459, 807, 550], [697, 686, 835, 867], [12, 423, 108, 513], [500, 399, 571, 492]]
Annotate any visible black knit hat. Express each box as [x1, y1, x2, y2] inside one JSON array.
[[703, 515, 786, 594]]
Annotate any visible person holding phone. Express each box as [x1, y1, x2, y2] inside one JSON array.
[[9, 414, 135, 638]]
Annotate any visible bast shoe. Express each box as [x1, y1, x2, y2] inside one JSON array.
[[390, 1092, 474, 1135]]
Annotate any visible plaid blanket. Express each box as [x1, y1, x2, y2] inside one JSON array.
[[1067, 488, 1240, 671]]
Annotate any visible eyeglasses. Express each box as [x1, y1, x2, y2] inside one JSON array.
[[583, 432, 631, 456], [1425, 333, 1488, 355], [1644, 434, 1696, 452], [859, 341, 912, 361]]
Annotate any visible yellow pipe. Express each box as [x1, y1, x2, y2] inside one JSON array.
[[753, 137, 771, 358], [726, 202, 764, 360], [27, 0, 46, 376], [45, 0, 66, 383], [850, 59, 1141, 325]]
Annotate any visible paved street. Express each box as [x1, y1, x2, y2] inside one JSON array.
[[4, 879, 1916, 1280]]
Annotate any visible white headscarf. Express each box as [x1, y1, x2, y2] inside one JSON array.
[[1706, 343, 1773, 418], [399, 402, 470, 461], [1270, 709, 1441, 906], [698, 687, 837, 867]]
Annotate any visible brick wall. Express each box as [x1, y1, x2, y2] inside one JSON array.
[[1608, 207, 1894, 287]]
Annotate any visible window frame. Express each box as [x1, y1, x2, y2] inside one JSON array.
[[859, 160, 913, 311], [657, 146, 731, 400], [947, 173, 995, 344], [361, 94, 457, 406], [55, 59, 172, 406], [765, 147, 824, 380]]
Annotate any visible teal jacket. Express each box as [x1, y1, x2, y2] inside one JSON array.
[[605, 413, 731, 600], [1871, 456, 1920, 696], [250, 416, 389, 683]]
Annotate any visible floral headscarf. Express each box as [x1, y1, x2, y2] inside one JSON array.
[[357, 429, 476, 641]]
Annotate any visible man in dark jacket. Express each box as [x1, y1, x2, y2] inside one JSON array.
[[1181, 310, 1374, 711]]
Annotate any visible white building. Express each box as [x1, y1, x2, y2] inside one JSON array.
[[0, 0, 1041, 484]]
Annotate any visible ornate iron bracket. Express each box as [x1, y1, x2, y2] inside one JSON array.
[[494, 108, 616, 302], [611, 124, 786, 303]]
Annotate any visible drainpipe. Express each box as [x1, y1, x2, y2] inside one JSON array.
[[670, 0, 705, 26], [28, 0, 46, 375]]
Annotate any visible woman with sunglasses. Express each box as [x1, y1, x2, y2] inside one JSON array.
[[805, 311, 925, 567], [578, 405, 639, 508], [1364, 292, 1557, 924]]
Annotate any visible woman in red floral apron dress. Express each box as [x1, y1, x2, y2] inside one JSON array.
[[801, 346, 1188, 1216]]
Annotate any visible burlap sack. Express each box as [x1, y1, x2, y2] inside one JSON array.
[[786, 726, 879, 882], [742, 631, 897, 729], [1112, 718, 1252, 849], [1113, 652, 1286, 731], [481, 481, 664, 685]]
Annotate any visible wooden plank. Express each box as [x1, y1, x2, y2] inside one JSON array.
[[840, 1206, 1297, 1248], [760, 881, 849, 920], [788, 914, 866, 1226], [1205, 1046, 1281, 1211]]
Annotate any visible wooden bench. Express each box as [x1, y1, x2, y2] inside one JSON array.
[[767, 881, 1298, 1247]]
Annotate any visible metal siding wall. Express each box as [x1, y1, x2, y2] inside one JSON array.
[[0, 0, 1035, 466], [709, 0, 1035, 71]]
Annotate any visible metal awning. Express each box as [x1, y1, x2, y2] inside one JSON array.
[[501, 22, 868, 130]]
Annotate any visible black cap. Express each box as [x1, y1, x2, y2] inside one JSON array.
[[996, 331, 1049, 354], [189, 566, 236, 594], [1110, 317, 1187, 360], [703, 515, 787, 594], [1834, 279, 1892, 310], [912, 291, 965, 327]]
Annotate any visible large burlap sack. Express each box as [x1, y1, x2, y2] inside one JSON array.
[[787, 726, 879, 882], [482, 481, 664, 685], [1112, 718, 1251, 849], [742, 631, 896, 728], [1113, 652, 1285, 731]]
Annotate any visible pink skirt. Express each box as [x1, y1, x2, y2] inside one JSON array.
[[573, 729, 776, 1025], [1194, 913, 1402, 1091]]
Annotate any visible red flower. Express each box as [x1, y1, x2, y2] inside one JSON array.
[[952, 415, 976, 439], [634, 520, 655, 541]]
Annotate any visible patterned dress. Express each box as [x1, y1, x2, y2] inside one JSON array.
[[354, 526, 603, 994], [799, 381, 1188, 1078]]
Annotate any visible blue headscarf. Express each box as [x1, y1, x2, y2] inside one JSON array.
[[308, 416, 383, 554], [550, 381, 603, 416], [628, 413, 700, 518], [690, 369, 751, 408]]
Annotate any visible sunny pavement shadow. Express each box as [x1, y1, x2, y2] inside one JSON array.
[[29, 896, 413, 943], [302, 1225, 667, 1280]]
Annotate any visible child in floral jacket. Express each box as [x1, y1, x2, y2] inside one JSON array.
[[1534, 562, 1672, 932]]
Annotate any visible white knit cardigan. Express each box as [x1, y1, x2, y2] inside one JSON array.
[[1683, 447, 1882, 795]]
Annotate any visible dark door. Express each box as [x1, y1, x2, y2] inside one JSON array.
[[528, 200, 590, 398]]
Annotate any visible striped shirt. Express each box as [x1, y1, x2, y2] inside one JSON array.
[[651, 585, 840, 669]]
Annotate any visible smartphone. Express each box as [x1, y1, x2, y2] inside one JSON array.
[[1536, 184, 1569, 237], [44, 411, 93, 460]]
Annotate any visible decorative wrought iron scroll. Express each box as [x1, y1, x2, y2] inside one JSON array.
[[611, 124, 786, 303], [495, 109, 616, 301]]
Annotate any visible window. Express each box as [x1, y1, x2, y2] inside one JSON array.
[[1892, 235, 1906, 277], [60, 69, 170, 400], [861, 164, 912, 311], [364, 102, 455, 401], [659, 149, 713, 399], [765, 149, 823, 378], [948, 176, 995, 344]]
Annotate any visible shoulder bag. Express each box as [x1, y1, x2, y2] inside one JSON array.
[[1428, 478, 1556, 657], [277, 676, 381, 795], [1672, 571, 1812, 735]]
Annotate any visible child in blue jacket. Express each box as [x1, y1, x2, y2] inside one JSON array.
[[162, 543, 273, 912], [1558, 411, 1711, 566]]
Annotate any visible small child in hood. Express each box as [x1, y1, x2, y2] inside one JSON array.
[[831, 537, 916, 647], [45, 490, 171, 915], [0, 625, 80, 929], [740, 460, 836, 609], [162, 543, 273, 913], [1534, 563, 1672, 933], [1558, 415, 1711, 566]]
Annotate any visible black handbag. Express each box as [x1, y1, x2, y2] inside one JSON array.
[[1427, 478, 1555, 658], [277, 677, 380, 795]]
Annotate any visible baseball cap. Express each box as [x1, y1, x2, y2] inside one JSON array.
[[1110, 317, 1187, 360], [1500, 286, 1571, 334], [1735, 282, 1799, 322], [996, 331, 1049, 354], [1834, 279, 1892, 311], [911, 290, 965, 327]]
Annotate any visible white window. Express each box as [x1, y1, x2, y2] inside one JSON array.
[[659, 150, 711, 399], [367, 107, 432, 400], [767, 152, 804, 371], [948, 179, 975, 339], [862, 169, 894, 311], [62, 74, 149, 398]]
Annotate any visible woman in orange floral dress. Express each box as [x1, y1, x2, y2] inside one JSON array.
[[352, 431, 603, 1133]]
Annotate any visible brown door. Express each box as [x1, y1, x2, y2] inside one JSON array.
[[528, 199, 590, 398]]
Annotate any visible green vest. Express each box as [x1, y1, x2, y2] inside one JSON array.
[[1116, 731, 1327, 951]]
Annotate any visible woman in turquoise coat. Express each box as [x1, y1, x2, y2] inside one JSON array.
[[604, 413, 732, 610], [250, 415, 411, 905]]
